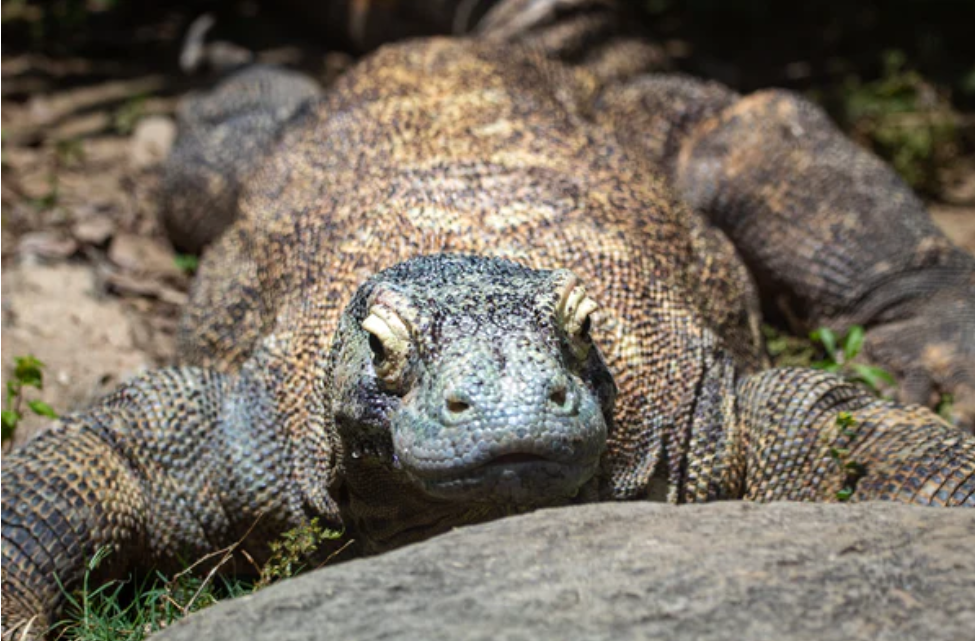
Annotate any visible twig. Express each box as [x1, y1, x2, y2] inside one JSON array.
[[239, 548, 263, 576], [170, 513, 265, 614], [315, 539, 356, 570], [170, 513, 264, 582], [15, 615, 37, 641]]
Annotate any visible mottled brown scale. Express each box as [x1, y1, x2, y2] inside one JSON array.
[[4, 1, 975, 638], [183, 40, 762, 505]]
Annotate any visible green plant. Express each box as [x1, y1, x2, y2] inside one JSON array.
[[113, 95, 148, 136], [809, 325, 895, 394], [53, 547, 252, 641], [762, 324, 817, 368], [53, 519, 348, 639], [840, 50, 959, 193], [936, 393, 954, 422], [256, 518, 344, 588], [824, 411, 867, 502], [172, 254, 200, 275], [2, 355, 57, 443]]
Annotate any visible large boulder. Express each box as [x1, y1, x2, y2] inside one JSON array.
[[156, 502, 974, 641]]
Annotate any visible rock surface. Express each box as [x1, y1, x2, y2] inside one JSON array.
[[156, 502, 974, 641], [130, 115, 177, 169]]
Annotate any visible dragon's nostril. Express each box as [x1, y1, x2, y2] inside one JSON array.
[[549, 386, 568, 407], [446, 399, 471, 414]]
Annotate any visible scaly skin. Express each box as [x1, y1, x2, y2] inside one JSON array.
[[3, 3, 975, 638], [595, 75, 975, 418], [161, 65, 323, 253]]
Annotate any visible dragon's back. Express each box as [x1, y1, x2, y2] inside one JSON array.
[[178, 38, 762, 498]]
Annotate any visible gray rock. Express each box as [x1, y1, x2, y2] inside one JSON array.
[[155, 502, 974, 641], [71, 213, 116, 246], [17, 231, 78, 260], [130, 116, 176, 169], [108, 233, 181, 278]]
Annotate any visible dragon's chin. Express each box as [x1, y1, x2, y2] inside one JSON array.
[[408, 458, 598, 505]]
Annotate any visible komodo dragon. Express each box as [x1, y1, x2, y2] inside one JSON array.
[[4, 0, 975, 637]]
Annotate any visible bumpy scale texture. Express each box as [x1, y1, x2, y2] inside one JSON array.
[[3, 1, 975, 637]]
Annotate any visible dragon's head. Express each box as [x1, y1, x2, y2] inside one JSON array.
[[330, 254, 615, 506]]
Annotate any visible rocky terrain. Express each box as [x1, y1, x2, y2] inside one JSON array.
[[155, 501, 975, 641]]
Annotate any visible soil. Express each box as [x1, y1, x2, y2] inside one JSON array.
[[1, 2, 341, 449], [2, 3, 974, 451], [1, 62, 182, 447]]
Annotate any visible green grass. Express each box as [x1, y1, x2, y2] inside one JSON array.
[[51, 519, 345, 640], [52, 548, 253, 641]]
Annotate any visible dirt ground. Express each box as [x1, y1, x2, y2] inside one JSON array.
[[1, 69, 186, 448], [2, 6, 975, 452]]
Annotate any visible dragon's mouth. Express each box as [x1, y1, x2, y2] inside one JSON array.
[[480, 452, 553, 467], [391, 407, 608, 503], [408, 455, 597, 504]]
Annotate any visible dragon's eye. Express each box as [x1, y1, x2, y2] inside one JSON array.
[[368, 332, 386, 364], [557, 283, 599, 359], [580, 314, 592, 337], [362, 306, 412, 387]]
